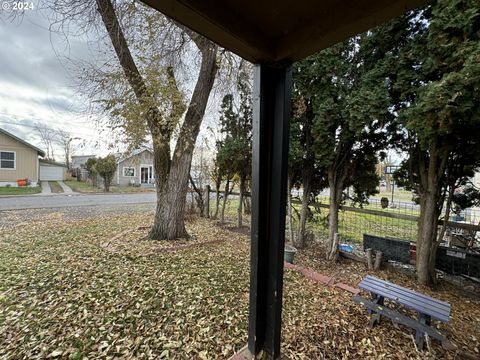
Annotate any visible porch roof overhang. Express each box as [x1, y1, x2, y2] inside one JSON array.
[[141, 0, 428, 63]]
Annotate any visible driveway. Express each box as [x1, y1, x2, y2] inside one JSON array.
[[0, 192, 157, 211]]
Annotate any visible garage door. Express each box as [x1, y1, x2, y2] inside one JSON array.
[[40, 166, 64, 181]]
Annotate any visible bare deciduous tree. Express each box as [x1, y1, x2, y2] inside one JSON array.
[[35, 123, 57, 161], [55, 129, 81, 168], [42, 0, 223, 239]]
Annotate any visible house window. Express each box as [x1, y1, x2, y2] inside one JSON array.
[[0, 151, 15, 169], [123, 167, 135, 177]]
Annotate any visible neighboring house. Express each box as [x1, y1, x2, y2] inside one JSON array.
[[0, 128, 45, 187], [114, 148, 155, 186], [39, 159, 68, 181], [71, 155, 96, 170], [71, 155, 96, 181]]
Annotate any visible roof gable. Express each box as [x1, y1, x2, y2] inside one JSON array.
[[117, 148, 153, 164], [0, 128, 45, 157]]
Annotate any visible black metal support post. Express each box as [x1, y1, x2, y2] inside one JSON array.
[[248, 62, 292, 359]]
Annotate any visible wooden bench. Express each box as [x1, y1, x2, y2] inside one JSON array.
[[354, 275, 451, 349]]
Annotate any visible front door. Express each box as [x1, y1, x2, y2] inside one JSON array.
[[140, 166, 154, 184], [140, 167, 149, 184]]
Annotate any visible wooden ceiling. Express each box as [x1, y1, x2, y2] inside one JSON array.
[[142, 0, 429, 63]]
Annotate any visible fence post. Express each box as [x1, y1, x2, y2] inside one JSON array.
[[205, 185, 210, 218]]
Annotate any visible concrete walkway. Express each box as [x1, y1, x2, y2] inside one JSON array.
[[40, 181, 51, 195], [58, 181, 74, 194]]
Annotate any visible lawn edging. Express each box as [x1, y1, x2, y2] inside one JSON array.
[[284, 261, 360, 295]]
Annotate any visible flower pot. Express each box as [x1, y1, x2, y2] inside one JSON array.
[[17, 179, 27, 187], [284, 245, 297, 264]]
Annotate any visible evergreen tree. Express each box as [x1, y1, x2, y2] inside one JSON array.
[[293, 36, 390, 259], [382, 0, 480, 285], [96, 155, 117, 192]]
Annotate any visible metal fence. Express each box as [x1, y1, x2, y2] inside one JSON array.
[[204, 188, 480, 248]]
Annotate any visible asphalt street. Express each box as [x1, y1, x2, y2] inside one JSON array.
[[0, 193, 157, 211]]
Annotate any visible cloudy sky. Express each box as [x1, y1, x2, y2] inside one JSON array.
[[0, 1, 224, 163], [0, 3, 109, 161]]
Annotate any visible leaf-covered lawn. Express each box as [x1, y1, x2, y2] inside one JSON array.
[[0, 210, 478, 359]]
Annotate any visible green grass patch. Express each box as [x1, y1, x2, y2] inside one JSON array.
[[65, 180, 155, 193], [0, 186, 41, 195], [49, 181, 64, 194], [210, 195, 417, 244], [64, 180, 100, 193]]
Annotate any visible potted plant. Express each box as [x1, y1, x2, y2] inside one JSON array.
[[284, 245, 297, 264]]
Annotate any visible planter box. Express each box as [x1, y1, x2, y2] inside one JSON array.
[[363, 234, 411, 264], [364, 233, 480, 279]]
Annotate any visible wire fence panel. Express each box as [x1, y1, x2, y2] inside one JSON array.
[[203, 188, 480, 248]]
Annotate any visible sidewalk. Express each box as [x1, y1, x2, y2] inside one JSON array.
[[58, 181, 74, 194], [40, 181, 51, 195]]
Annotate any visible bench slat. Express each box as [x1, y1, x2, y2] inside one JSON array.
[[353, 295, 446, 341], [360, 281, 450, 322], [360, 278, 451, 314], [363, 276, 450, 309], [359, 277, 450, 322]]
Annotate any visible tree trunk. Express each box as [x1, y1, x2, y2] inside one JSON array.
[[287, 175, 295, 244], [189, 174, 205, 217], [205, 185, 211, 218], [244, 195, 251, 215], [296, 171, 311, 249], [366, 248, 373, 270], [416, 190, 439, 285], [326, 169, 344, 259], [237, 175, 245, 227], [374, 251, 383, 270], [148, 43, 218, 239], [213, 174, 221, 219], [415, 139, 449, 285], [327, 200, 340, 260], [220, 178, 230, 224]]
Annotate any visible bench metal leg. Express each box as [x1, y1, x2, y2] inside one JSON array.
[[369, 294, 384, 327], [415, 314, 431, 349]]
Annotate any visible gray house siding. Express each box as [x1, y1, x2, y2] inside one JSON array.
[[114, 149, 155, 186]]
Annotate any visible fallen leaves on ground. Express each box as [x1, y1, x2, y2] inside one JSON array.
[[294, 242, 480, 359], [0, 208, 478, 359]]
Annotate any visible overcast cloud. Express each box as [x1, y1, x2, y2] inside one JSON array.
[[0, 4, 108, 160]]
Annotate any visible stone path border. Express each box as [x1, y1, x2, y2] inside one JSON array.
[[284, 261, 360, 295]]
